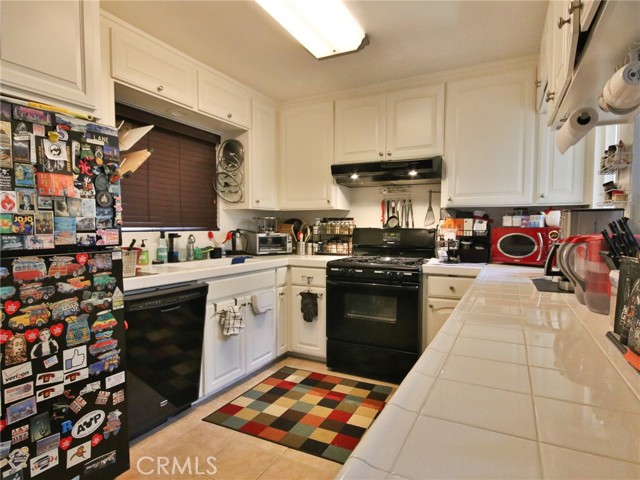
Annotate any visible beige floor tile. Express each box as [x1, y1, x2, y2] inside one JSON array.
[[208, 440, 282, 480], [281, 447, 344, 472], [257, 454, 341, 480]]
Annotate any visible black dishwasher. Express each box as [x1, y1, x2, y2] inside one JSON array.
[[124, 282, 208, 440]]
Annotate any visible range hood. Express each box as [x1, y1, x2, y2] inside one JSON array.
[[331, 157, 442, 187]]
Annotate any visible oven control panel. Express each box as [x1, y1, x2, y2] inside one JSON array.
[[327, 266, 421, 284]]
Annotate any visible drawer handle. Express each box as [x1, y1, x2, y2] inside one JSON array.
[[429, 304, 434, 308], [157, 85, 164, 92], [227, 113, 232, 118]]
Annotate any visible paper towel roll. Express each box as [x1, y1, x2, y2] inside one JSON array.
[[555, 107, 599, 154]]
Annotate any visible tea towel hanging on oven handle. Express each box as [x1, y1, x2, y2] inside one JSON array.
[[299, 290, 322, 322]]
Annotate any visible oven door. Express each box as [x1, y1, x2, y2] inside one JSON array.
[[326, 278, 420, 352]]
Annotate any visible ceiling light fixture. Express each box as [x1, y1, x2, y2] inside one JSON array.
[[255, 0, 368, 59]]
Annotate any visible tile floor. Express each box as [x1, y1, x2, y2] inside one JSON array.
[[117, 357, 396, 480]]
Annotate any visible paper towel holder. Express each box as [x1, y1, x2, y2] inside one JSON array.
[[598, 58, 640, 115]]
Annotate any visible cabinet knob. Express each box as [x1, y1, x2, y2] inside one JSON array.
[[557, 16, 571, 28], [157, 85, 164, 92], [568, 1, 582, 14], [429, 304, 434, 309], [545, 91, 555, 103], [447, 197, 452, 202], [378, 152, 384, 157], [255, 199, 260, 204], [535, 80, 541, 88], [327, 199, 331, 204], [387, 151, 392, 157], [227, 113, 232, 119], [449, 286, 456, 292], [540, 193, 545, 198]]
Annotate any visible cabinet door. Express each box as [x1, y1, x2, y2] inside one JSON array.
[[280, 101, 345, 209], [334, 95, 386, 163], [244, 292, 276, 374], [546, 0, 579, 126], [536, 115, 585, 205], [276, 286, 288, 357], [111, 27, 197, 108], [250, 99, 278, 209], [0, 0, 99, 110], [426, 297, 458, 345], [197, 69, 252, 128], [445, 64, 536, 206], [202, 301, 245, 396], [289, 286, 326, 359], [386, 84, 445, 159]]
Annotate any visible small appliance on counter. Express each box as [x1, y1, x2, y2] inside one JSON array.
[[245, 232, 292, 255], [491, 226, 560, 266]]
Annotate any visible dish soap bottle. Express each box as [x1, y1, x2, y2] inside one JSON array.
[[138, 239, 150, 265], [156, 232, 168, 263]]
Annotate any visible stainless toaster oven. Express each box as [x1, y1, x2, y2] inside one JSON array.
[[245, 233, 292, 255]]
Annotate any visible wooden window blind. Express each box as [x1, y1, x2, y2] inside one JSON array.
[[116, 104, 221, 230]]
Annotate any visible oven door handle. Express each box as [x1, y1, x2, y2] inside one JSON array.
[[327, 278, 419, 291]]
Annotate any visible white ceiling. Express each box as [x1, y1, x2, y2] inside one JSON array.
[[100, 0, 548, 103]]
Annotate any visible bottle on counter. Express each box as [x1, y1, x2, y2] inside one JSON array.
[[138, 239, 150, 265], [156, 232, 168, 263]]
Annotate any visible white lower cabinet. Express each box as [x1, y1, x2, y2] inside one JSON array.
[[424, 275, 474, 346], [276, 266, 288, 357], [288, 267, 327, 359], [201, 272, 276, 397]]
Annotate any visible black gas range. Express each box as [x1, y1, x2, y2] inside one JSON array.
[[326, 228, 436, 383]]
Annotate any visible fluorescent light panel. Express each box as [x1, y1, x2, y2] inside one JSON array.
[[256, 0, 367, 59]]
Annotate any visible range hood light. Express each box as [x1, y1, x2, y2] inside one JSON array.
[[408, 169, 417, 176], [331, 157, 442, 187], [350, 173, 359, 180]]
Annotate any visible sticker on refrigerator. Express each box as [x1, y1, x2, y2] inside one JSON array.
[[8, 446, 30, 471], [72, 410, 105, 439], [63, 346, 87, 373], [84, 450, 116, 474], [6, 397, 36, 425], [36, 172, 74, 197], [11, 213, 34, 235], [53, 217, 76, 245], [14, 164, 34, 187], [12, 138, 31, 164], [112, 389, 125, 405], [2, 234, 25, 250], [11, 425, 29, 445], [105, 371, 125, 390], [2, 362, 32, 385], [4, 382, 34, 404], [34, 212, 53, 235], [12, 106, 51, 126], [26, 235, 55, 251], [4, 334, 28, 367], [35, 370, 63, 386], [0, 213, 13, 233], [0, 190, 17, 212], [64, 368, 88, 385], [15, 189, 35, 212], [0, 168, 13, 191], [0, 144, 13, 169], [67, 441, 91, 468], [36, 383, 63, 402], [96, 229, 118, 246], [36, 433, 59, 456], [29, 449, 58, 477], [36, 195, 52, 210]]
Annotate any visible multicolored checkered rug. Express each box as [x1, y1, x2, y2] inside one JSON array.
[[203, 366, 395, 464]]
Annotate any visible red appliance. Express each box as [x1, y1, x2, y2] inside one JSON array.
[[491, 227, 560, 266]]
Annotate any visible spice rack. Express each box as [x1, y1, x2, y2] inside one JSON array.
[[312, 218, 354, 255]]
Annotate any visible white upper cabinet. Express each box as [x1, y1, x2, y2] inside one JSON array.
[[280, 101, 349, 210], [545, 0, 580, 126], [334, 84, 444, 163], [0, 0, 99, 111], [444, 63, 537, 207], [247, 98, 278, 210], [111, 26, 197, 108], [197, 69, 252, 129], [536, 115, 586, 205]]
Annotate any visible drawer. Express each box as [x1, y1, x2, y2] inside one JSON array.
[[427, 276, 474, 299], [290, 267, 326, 287], [206, 270, 274, 301]]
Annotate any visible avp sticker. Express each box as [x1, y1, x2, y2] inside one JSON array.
[[72, 410, 105, 439]]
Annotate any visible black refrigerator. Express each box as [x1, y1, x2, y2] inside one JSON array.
[[0, 98, 130, 479]]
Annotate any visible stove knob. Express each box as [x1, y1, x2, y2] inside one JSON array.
[[347, 268, 356, 276]]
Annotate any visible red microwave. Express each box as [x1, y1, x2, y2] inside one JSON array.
[[491, 227, 560, 266]]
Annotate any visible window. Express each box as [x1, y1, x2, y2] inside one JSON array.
[[116, 104, 221, 230]]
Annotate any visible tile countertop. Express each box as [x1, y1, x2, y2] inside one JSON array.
[[337, 264, 640, 480], [123, 255, 343, 291]]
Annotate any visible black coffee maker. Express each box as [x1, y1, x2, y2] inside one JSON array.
[[168, 233, 181, 262]]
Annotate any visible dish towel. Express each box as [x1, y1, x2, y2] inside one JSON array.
[[218, 305, 244, 336], [300, 292, 318, 323]]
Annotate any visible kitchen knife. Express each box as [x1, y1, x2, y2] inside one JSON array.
[[609, 221, 631, 255], [601, 230, 621, 268], [620, 217, 639, 256], [381, 200, 385, 227]]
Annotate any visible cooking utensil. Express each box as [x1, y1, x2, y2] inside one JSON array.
[[381, 200, 385, 227], [424, 190, 435, 227], [408, 199, 414, 227], [385, 199, 400, 228]]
